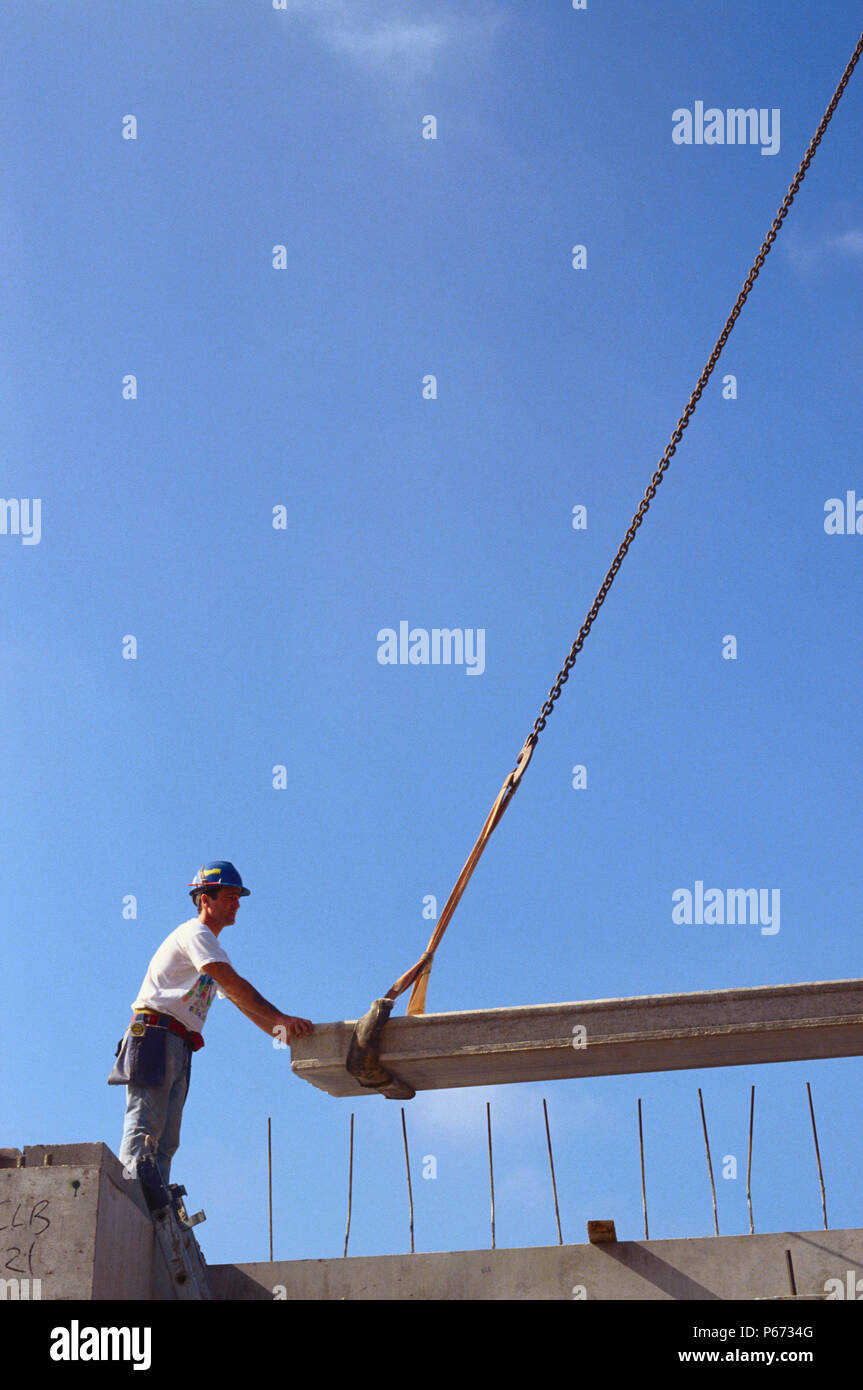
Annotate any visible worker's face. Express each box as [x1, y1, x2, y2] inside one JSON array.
[[203, 887, 242, 929]]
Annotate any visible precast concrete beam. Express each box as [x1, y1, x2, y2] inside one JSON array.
[[289, 977, 863, 1098]]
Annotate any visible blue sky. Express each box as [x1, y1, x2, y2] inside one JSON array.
[[2, 0, 863, 1276]]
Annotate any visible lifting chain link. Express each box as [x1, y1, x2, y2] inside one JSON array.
[[532, 29, 863, 741]]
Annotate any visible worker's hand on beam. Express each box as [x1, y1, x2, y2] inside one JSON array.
[[277, 1013, 314, 1039]]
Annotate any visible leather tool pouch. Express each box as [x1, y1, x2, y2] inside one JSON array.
[[107, 1024, 169, 1086]]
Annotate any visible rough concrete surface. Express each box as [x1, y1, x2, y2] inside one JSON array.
[[209, 1227, 863, 1301], [289, 978, 863, 1097], [0, 1143, 172, 1300]]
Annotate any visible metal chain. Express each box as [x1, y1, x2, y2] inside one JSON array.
[[531, 29, 863, 742], [383, 30, 863, 1018]]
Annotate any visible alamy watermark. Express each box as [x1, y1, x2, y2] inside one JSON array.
[[824, 492, 863, 534], [672, 880, 780, 935], [0, 498, 41, 545], [49, 1322, 151, 1369], [377, 622, 486, 676], [0, 1277, 42, 1299], [825, 1271, 863, 1299], [672, 103, 780, 156]]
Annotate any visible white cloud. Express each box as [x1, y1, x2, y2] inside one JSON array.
[[833, 229, 863, 255], [409, 1083, 516, 1143], [785, 225, 863, 276], [276, 0, 504, 85], [408, 1080, 607, 1147]]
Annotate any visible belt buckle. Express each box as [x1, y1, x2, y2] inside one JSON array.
[[130, 1021, 146, 1037]]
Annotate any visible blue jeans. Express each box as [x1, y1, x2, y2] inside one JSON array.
[[118, 1029, 192, 1185]]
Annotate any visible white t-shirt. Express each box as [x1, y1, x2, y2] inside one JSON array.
[[132, 918, 232, 1034]]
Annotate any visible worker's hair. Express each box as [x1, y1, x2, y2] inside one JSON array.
[[191, 886, 224, 910]]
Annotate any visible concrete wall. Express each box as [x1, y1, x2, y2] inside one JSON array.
[[0, 1143, 173, 1300], [209, 1228, 863, 1301]]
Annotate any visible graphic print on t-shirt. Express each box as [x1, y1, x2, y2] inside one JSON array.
[[182, 973, 216, 1023]]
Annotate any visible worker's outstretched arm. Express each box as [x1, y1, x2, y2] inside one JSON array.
[[206, 961, 313, 1039]]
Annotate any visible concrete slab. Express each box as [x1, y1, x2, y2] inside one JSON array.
[[210, 1225, 863, 1300], [289, 977, 863, 1098]]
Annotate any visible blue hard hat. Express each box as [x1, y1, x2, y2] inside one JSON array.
[[188, 861, 251, 898]]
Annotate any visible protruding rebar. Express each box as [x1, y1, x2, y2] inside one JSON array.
[[542, 1098, 563, 1245], [746, 1085, 755, 1235], [343, 1112, 355, 1258], [487, 1101, 496, 1250], [698, 1088, 719, 1236], [401, 1107, 415, 1254], [806, 1082, 828, 1231], [267, 1116, 273, 1261], [638, 1097, 649, 1240]]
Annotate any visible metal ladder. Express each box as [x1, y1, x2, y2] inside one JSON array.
[[137, 1154, 212, 1300]]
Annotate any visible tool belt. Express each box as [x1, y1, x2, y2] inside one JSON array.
[[132, 1011, 206, 1052], [107, 1011, 204, 1087]]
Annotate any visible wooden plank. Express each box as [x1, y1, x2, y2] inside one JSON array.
[[289, 978, 863, 1099]]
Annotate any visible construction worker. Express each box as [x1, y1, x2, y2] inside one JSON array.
[[113, 861, 313, 1183]]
